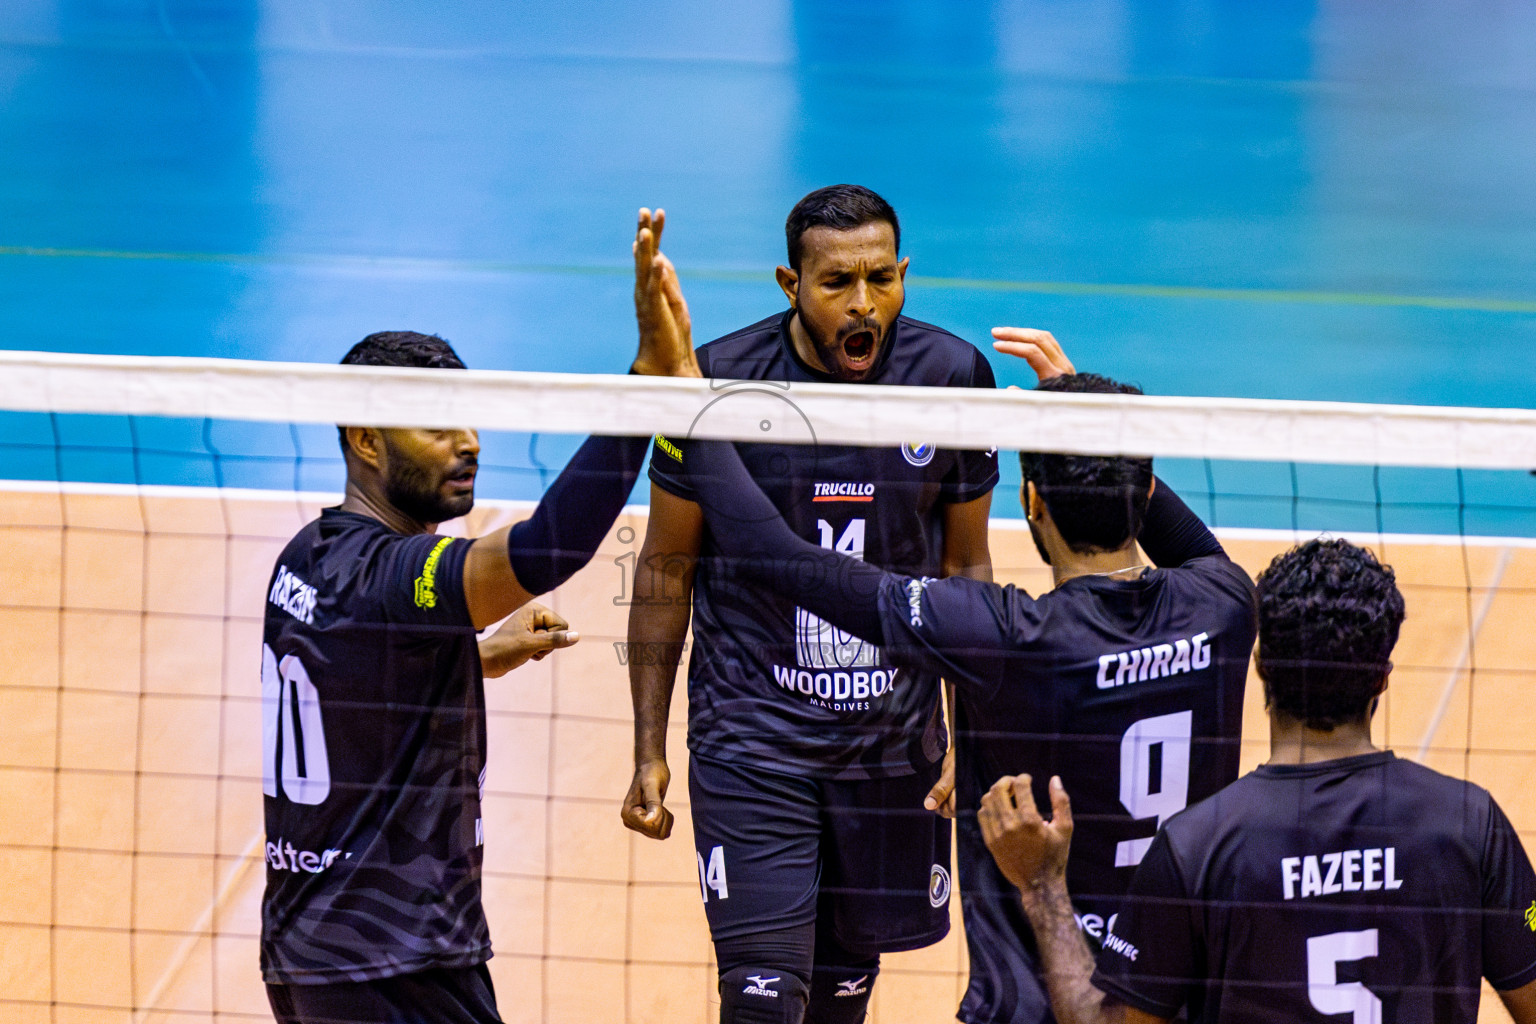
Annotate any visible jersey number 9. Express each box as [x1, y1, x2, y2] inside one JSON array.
[[1115, 710, 1192, 867]]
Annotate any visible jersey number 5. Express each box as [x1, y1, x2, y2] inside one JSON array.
[[1307, 929, 1381, 1023], [261, 644, 332, 804], [1115, 710, 1192, 867]]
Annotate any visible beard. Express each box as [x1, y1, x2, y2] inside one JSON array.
[[800, 305, 898, 381], [383, 445, 475, 524]]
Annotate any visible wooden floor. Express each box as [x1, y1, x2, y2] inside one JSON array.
[[1, 484, 1532, 1023]]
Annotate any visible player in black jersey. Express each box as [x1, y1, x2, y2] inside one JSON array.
[[980, 538, 1536, 1024], [261, 326, 699, 1024], [620, 187, 998, 1024], [673, 351, 1254, 1024]]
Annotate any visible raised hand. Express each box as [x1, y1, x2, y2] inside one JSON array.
[[621, 758, 675, 840], [991, 327, 1075, 384], [478, 602, 579, 678], [978, 773, 1074, 892], [631, 207, 701, 378]]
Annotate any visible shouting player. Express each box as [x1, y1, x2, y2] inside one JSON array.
[[260, 327, 697, 1024], [677, 357, 1255, 1024], [621, 186, 998, 1023], [980, 539, 1536, 1024]]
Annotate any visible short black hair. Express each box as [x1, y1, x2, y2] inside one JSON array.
[[337, 332, 466, 452], [785, 184, 900, 272], [1020, 373, 1152, 553], [340, 331, 466, 370], [1255, 538, 1405, 731]]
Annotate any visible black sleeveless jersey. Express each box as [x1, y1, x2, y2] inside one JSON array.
[[1095, 751, 1536, 1022], [649, 310, 999, 780], [259, 508, 488, 985]]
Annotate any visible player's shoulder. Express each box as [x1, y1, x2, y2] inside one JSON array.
[[1381, 754, 1496, 817], [696, 312, 787, 377], [1160, 554, 1258, 617], [280, 509, 447, 595], [881, 315, 994, 389], [895, 315, 988, 363]]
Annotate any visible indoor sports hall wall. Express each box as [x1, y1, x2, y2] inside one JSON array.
[[3, 484, 1531, 1023]]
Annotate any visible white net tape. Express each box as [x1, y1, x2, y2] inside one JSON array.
[[3, 349, 1535, 469]]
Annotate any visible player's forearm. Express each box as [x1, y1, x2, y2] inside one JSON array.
[[627, 557, 692, 763], [1137, 476, 1223, 568], [688, 439, 890, 644], [630, 660, 679, 763], [1020, 879, 1123, 1024], [507, 435, 649, 596]]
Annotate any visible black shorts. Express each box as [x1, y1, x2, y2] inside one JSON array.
[[267, 963, 500, 1024], [688, 753, 951, 954]]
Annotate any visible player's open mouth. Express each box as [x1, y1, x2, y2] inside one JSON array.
[[840, 329, 877, 370], [446, 468, 477, 491]]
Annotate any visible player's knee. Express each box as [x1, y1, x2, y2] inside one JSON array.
[[806, 958, 879, 1024], [718, 966, 809, 1024]]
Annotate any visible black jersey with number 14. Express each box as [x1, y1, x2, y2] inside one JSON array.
[[260, 509, 488, 986], [650, 310, 998, 781]]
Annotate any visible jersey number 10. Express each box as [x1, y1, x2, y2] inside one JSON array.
[[262, 644, 332, 805]]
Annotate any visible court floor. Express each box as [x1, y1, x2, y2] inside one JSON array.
[[2, 485, 1531, 1023], [2, 1, 1535, 532]]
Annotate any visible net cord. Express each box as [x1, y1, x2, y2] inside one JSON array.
[[2, 349, 1535, 469]]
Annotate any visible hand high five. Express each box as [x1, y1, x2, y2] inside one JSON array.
[[631, 208, 700, 378], [978, 773, 1075, 893], [991, 327, 1075, 384]]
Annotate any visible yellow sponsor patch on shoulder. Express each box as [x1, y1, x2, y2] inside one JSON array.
[[413, 537, 454, 609], [654, 434, 683, 462]]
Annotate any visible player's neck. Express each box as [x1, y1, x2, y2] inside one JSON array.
[[340, 479, 438, 536], [1267, 712, 1378, 766], [1048, 546, 1145, 588]]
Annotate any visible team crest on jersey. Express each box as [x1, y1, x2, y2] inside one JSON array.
[[929, 863, 951, 907], [1523, 900, 1535, 932], [901, 441, 935, 467]]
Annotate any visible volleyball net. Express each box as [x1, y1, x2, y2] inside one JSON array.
[[2, 349, 1534, 1024]]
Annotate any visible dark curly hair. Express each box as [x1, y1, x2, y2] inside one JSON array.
[[337, 331, 466, 452], [1255, 538, 1405, 730], [1020, 373, 1152, 553], [785, 184, 900, 272]]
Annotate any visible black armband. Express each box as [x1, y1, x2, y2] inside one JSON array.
[[1139, 476, 1224, 567], [507, 434, 649, 595]]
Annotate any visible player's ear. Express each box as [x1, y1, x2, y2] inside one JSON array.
[[897, 255, 910, 280], [1024, 481, 1042, 520], [346, 426, 386, 471], [775, 265, 799, 308]]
